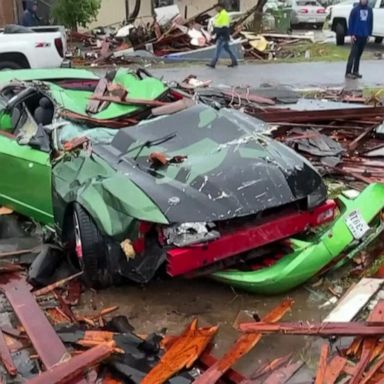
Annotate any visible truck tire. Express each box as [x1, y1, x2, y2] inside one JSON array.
[[335, 23, 346, 46], [67, 203, 112, 288], [375, 37, 383, 44], [0, 61, 23, 70]]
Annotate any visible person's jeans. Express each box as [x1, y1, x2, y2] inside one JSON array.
[[210, 38, 238, 67], [346, 36, 368, 75]]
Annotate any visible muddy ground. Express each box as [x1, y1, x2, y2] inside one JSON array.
[[0, 221, 334, 381], [77, 274, 335, 380]]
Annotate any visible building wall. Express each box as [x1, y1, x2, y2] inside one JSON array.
[[0, 0, 20, 27], [89, 0, 258, 29]]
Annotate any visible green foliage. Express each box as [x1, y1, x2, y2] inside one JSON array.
[[52, 0, 102, 29]]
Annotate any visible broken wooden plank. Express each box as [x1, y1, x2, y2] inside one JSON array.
[[198, 351, 246, 384], [90, 95, 167, 107], [323, 356, 347, 384], [350, 338, 378, 384], [263, 360, 304, 384], [0, 273, 69, 369], [86, 78, 108, 114], [26, 343, 114, 384], [0, 328, 17, 376], [239, 322, 384, 336], [349, 301, 384, 384], [193, 298, 294, 384], [33, 272, 83, 297], [0, 273, 90, 384], [314, 343, 329, 384], [360, 354, 384, 384], [247, 353, 292, 381], [323, 278, 384, 322], [141, 319, 218, 384]]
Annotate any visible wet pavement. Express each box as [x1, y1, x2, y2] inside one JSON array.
[[151, 59, 384, 89]]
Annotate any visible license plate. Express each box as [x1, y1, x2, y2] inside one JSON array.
[[309, 18, 316, 22], [345, 209, 370, 239]]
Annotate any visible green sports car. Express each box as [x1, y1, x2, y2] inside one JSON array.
[[0, 68, 335, 287]]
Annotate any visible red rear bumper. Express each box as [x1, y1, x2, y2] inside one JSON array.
[[166, 200, 336, 277]]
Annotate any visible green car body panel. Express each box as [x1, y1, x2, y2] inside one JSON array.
[[52, 152, 168, 238], [212, 183, 384, 295], [0, 133, 53, 224], [48, 70, 168, 120], [0, 68, 99, 84]]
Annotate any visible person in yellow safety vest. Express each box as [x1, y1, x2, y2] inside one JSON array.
[[206, 4, 238, 68]]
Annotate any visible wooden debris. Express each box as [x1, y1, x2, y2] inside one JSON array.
[[0, 329, 17, 376], [239, 322, 384, 336], [86, 78, 108, 114], [26, 342, 114, 384], [141, 319, 218, 384], [263, 360, 304, 384], [314, 343, 329, 384], [248, 353, 292, 380], [323, 356, 347, 384], [324, 279, 384, 322], [194, 298, 294, 384], [33, 272, 83, 297]]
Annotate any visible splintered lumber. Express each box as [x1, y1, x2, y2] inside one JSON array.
[[314, 344, 329, 384], [86, 78, 108, 113], [198, 352, 246, 384], [33, 272, 83, 297], [26, 343, 114, 384], [360, 354, 384, 384], [141, 319, 218, 384], [349, 301, 384, 384], [248, 353, 292, 380], [90, 95, 167, 107], [323, 278, 384, 322], [323, 356, 347, 384], [263, 360, 303, 384], [193, 298, 294, 384], [0, 329, 17, 376], [238, 322, 384, 336]]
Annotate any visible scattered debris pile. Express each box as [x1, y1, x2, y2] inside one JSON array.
[[67, 3, 316, 66], [236, 285, 384, 384], [188, 84, 384, 185], [0, 270, 248, 383]]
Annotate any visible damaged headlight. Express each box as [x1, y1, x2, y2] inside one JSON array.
[[163, 222, 220, 247]]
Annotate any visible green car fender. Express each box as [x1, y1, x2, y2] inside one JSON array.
[[53, 153, 168, 239], [212, 183, 384, 295]]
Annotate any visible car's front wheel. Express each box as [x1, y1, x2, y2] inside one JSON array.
[[65, 203, 112, 288]]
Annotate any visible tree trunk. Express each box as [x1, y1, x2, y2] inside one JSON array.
[[251, 0, 268, 33]]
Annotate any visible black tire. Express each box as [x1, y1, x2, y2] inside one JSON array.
[[68, 203, 112, 288], [375, 37, 383, 44], [0, 61, 23, 70], [335, 23, 346, 46]]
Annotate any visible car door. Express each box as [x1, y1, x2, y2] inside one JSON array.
[[372, 0, 384, 36], [0, 108, 54, 225]]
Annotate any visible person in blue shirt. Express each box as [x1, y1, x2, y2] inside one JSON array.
[[345, 0, 373, 79], [22, 1, 40, 27]]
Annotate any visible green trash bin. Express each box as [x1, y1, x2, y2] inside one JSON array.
[[271, 8, 292, 34]]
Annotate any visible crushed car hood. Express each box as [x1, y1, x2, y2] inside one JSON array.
[[94, 105, 326, 223]]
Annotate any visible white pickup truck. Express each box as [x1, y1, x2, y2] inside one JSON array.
[[0, 25, 67, 70], [329, 0, 384, 45]]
